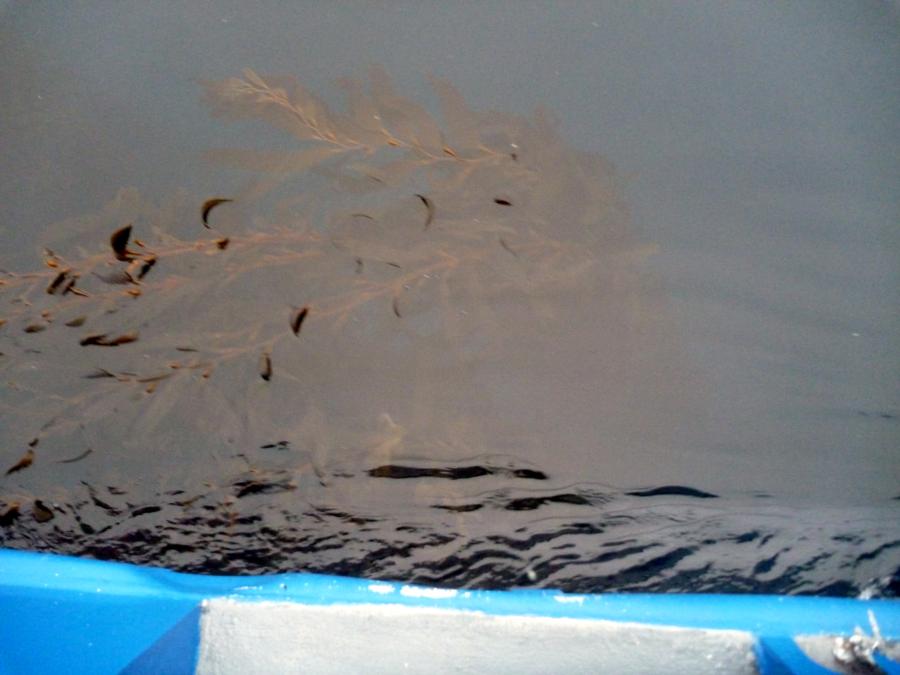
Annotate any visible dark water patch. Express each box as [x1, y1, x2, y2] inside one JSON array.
[[2, 469, 897, 597], [510, 469, 548, 480], [260, 441, 291, 450], [504, 493, 592, 511], [368, 462, 547, 482], [369, 465, 492, 480], [626, 485, 718, 499], [856, 410, 897, 420], [732, 531, 761, 544], [432, 503, 483, 513], [855, 540, 900, 564], [232, 477, 297, 498], [753, 553, 780, 575]]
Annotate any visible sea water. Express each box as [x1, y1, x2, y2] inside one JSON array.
[[1, 3, 897, 596]]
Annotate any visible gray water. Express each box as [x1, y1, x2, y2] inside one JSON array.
[[1, 2, 898, 596]]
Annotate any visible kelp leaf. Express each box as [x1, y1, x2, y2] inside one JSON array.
[[290, 306, 309, 336], [56, 448, 94, 464], [5, 448, 34, 476], [201, 198, 233, 228], [110, 224, 134, 261], [415, 194, 435, 229], [259, 351, 273, 381]]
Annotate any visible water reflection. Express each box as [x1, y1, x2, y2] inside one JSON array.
[[1, 68, 896, 595]]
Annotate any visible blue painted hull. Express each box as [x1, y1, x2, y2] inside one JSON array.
[[0, 549, 897, 674]]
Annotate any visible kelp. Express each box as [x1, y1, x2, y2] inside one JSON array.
[[0, 67, 675, 570], [201, 198, 233, 228]]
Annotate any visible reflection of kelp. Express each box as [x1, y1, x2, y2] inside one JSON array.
[[0, 68, 676, 581]]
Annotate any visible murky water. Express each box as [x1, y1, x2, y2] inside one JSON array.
[[1, 3, 898, 596]]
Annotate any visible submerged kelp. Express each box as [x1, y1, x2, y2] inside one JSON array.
[[0, 67, 654, 483], [1, 68, 897, 595]]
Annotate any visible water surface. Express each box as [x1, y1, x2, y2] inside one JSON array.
[[1, 2, 897, 596]]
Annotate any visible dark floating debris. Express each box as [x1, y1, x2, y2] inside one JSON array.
[[202, 198, 234, 228], [415, 194, 435, 230], [84, 369, 116, 379], [215, 237, 230, 250], [32, 500, 54, 523], [259, 351, 273, 381], [0, 503, 20, 526], [79, 332, 138, 347], [64, 316, 87, 327], [24, 323, 46, 334], [290, 306, 309, 336], [5, 448, 34, 476], [493, 198, 512, 206], [261, 440, 290, 450], [56, 448, 94, 464], [130, 505, 162, 518], [135, 256, 157, 280], [81, 481, 119, 514], [392, 296, 402, 318], [46, 269, 71, 294], [110, 224, 136, 261], [511, 468, 547, 480], [233, 478, 296, 499], [626, 485, 718, 499], [505, 493, 591, 511]]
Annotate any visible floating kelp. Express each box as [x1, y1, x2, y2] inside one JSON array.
[[110, 224, 135, 261], [56, 448, 93, 464], [46, 269, 71, 294], [134, 256, 157, 280], [0, 66, 713, 591], [415, 194, 435, 230], [79, 332, 138, 347], [31, 500, 54, 523], [201, 198, 233, 227], [0, 503, 20, 526], [5, 448, 34, 476], [259, 351, 272, 381], [289, 306, 309, 336]]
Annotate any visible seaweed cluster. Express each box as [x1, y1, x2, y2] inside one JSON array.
[[0, 68, 653, 565]]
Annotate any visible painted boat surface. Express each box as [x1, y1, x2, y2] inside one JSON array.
[[0, 549, 898, 674]]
